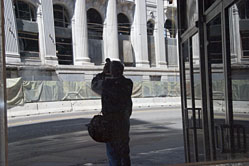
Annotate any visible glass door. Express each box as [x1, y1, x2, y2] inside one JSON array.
[[179, 0, 249, 163], [181, 33, 205, 162], [206, 14, 229, 160]]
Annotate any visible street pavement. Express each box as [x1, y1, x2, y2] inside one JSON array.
[[7, 107, 185, 166]]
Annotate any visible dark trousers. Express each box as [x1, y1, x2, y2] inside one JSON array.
[[106, 138, 131, 166]]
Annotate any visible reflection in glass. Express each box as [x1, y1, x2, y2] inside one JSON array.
[[183, 36, 205, 162], [207, 14, 227, 160], [186, 0, 198, 28], [191, 33, 205, 161], [229, 1, 249, 159], [178, 0, 198, 33], [183, 41, 191, 108], [205, 0, 218, 11], [183, 41, 196, 162]]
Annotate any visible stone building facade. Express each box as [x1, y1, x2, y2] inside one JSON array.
[[4, 0, 178, 82]]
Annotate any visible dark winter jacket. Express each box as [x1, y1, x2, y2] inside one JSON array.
[[91, 75, 133, 140]]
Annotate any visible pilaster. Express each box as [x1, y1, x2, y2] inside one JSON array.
[[4, 0, 21, 64], [37, 0, 58, 66]]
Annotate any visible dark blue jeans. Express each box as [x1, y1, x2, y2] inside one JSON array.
[[106, 138, 131, 166]]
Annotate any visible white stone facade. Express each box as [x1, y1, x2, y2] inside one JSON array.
[[4, 0, 178, 82]]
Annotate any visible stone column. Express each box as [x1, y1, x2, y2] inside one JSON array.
[[103, 0, 119, 61], [154, 0, 167, 67], [73, 0, 92, 65], [4, 0, 21, 63], [230, 5, 241, 63], [37, 0, 58, 65], [131, 0, 150, 67]]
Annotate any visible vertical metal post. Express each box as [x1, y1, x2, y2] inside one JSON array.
[[177, 0, 190, 162], [0, 0, 8, 165], [189, 38, 199, 162], [198, 0, 213, 161], [221, 3, 234, 154]]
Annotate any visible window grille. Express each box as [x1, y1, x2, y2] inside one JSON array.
[[118, 13, 131, 35], [53, 5, 70, 28], [14, 0, 36, 21], [87, 9, 103, 40], [56, 37, 73, 65], [18, 31, 39, 57]]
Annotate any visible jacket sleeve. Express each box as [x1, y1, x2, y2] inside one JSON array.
[[91, 73, 104, 95]]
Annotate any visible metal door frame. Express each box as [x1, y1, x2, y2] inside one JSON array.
[[178, 0, 238, 163], [0, 0, 8, 165], [203, 0, 237, 160]]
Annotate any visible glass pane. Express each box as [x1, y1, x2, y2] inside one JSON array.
[[183, 41, 191, 108], [53, 5, 69, 28], [180, 0, 198, 31], [191, 33, 205, 161], [183, 40, 198, 162], [205, 0, 218, 10], [56, 37, 73, 65], [18, 32, 39, 52], [207, 14, 227, 160], [17, 1, 29, 12], [228, 1, 249, 159], [15, 1, 35, 21]]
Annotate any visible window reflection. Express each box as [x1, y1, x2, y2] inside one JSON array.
[[229, 1, 249, 158], [205, 0, 218, 10]]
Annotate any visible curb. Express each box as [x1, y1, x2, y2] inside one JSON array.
[[7, 97, 181, 118]]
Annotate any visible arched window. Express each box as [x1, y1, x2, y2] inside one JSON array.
[[14, 0, 39, 58], [14, 0, 36, 21], [87, 8, 103, 65], [87, 8, 103, 40], [147, 20, 154, 36], [117, 13, 131, 35], [53, 5, 70, 28], [53, 4, 73, 65], [165, 19, 176, 38]]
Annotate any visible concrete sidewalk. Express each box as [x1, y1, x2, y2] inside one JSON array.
[[7, 97, 181, 118]]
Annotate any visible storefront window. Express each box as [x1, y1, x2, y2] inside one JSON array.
[[228, 1, 249, 159]]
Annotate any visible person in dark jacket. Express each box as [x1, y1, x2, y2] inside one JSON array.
[[91, 60, 133, 166]]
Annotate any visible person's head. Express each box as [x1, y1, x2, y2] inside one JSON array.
[[103, 58, 111, 74], [110, 61, 124, 77]]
